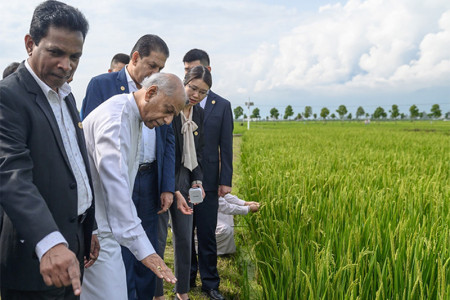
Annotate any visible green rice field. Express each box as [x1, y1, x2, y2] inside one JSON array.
[[234, 121, 449, 299]]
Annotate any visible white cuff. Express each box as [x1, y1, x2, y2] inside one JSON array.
[[126, 234, 155, 261], [35, 231, 68, 261]]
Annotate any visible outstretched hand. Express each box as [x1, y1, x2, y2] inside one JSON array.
[[175, 192, 193, 215], [141, 253, 177, 284], [245, 201, 260, 212]]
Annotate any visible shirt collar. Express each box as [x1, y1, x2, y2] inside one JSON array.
[[128, 93, 141, 121], [124, 65, 138, 92], [200, 93, 209, 109], [25, 59, 71, 99]]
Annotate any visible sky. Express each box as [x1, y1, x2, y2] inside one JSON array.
[[1, 0, 449, 119]]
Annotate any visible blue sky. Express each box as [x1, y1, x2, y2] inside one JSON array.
[[1, 0, 449, 118]]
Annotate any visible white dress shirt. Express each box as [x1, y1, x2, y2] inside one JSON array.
[[216, 194, 249, 255], [217, 193, 249, 233], [82, 93, 155, 260], [25, 60, 93, 260], [124, 67, 156, 163], [199, 93, 208, 109], [218, 194, 248, 213]]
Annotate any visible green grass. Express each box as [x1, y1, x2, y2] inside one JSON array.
[[159, 231, 244, 300], [237, 121, 449, 299]]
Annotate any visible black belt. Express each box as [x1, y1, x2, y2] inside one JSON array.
[[138, 161, 155, 172], [78, 210, 88, 224]]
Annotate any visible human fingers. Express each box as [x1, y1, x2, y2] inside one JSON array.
[[179, 205, 193, 215], [84, 257, 96, 268], [41, 272, 53, 287], [52, 274, 64, 288], [178, 200, 193, 215], [141, 254, 176, 283], [156, 262, 177, 284], [91, 235, 100, 260], [40, 244, 77, 287], [68, 262, 81, 296]]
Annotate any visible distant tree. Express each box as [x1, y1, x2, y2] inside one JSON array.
[[365, 113, 370, 118], [233, 106, 244, 120], [373, 107, 387, 119], [313, 113, 317, 120], [295, 113, 302, 120], [251, 107, 260, 119], [304, 106, 312, 119], [409, 105, 419, 119], [430, 104, 442, 119], [446, 112, 450, 119], [284, 105, 294, 120], [400, 113, 406, 119], [330, 113, 336, 120], [270, 107, 279, 119], [390, 104, 400, 119], [243, 114, 247, 120], [347, 113, 352, 120], [320, 107, 330, 120], [335, 105, 348, 119], [356, 106, 365, 119]]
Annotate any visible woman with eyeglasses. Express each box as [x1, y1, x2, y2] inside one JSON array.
[[155, 65, 211, 300]]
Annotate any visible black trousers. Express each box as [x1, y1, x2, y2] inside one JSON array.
[[190, 190, 220, 291], [1, 220, 85, 300]]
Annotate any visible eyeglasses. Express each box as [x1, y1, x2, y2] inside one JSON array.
[[187, 84, 208, 97]]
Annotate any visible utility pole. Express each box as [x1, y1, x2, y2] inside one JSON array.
[[245, 99, 254, 130]]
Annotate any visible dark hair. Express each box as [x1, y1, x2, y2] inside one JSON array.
[[30, 0, 89, 45], [184, 65, 212, 89], [182, 49, 210, 67], [111, 53, 130, 66], [2, 62, 20, 79], [130, 34, 169, 59]]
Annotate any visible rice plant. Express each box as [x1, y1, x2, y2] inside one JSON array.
[[238, 121, 449, 299]]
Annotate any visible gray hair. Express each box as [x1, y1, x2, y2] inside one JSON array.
[[141, 73, 187, 110], [141, 73, 180, 97]]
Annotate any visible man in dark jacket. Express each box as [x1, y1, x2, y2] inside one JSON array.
[[0, 1, 97, 299]]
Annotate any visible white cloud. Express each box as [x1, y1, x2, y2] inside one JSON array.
[[1, 0, 448, 116], [390, 10, 450, 87], [230, 0, 450, 97]]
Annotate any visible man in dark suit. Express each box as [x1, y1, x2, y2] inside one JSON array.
[[183, 49, 233, 300], [80, 34, 175, 300], [0, 1, 97, 299]]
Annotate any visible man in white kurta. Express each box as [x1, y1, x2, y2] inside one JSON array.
[[81, 73, 186, 299], [216, 194, 260, 255]]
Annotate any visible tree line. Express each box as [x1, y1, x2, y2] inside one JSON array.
[[233, 104, 446, 121]]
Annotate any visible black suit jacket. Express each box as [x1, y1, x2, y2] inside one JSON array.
[[172, 105, 204, 192], [201, 91, 233, 191], [0, 63, 95, 290]]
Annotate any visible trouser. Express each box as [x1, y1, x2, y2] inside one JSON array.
[[155, 192, 193, 296], [121, 163, 159, 300], [190, 190, 220, 291]]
